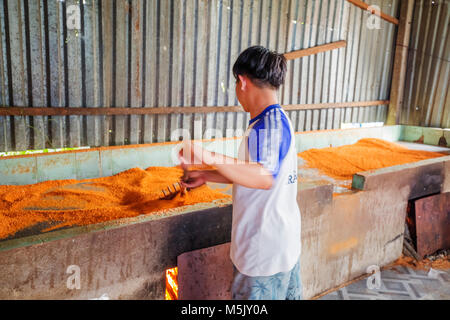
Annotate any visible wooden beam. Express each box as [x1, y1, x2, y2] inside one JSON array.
[[0, 101, 389, 116], [0, 106, 243, 116], [283, 40, 347, 60], [283, 100, 389, 111], [386, 0, 414, 125], [346, 0, 399, 25]]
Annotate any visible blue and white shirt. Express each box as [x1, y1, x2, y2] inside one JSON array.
[[231, 104, 301, 277]]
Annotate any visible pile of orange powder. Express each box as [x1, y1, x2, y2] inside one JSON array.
[[1, 138, 447, 241], [0, 166, 230, 240], [391, 255, 450, 271], [298, 138, 447, 181]]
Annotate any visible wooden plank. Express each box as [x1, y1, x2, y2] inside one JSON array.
[[0, 100, 390, 116], [346, 0, 399, 25], [283, 100, 389, 111], [283, 40, 347, 61], [386, 0, 414, 125], [0, 106, 239, 116]]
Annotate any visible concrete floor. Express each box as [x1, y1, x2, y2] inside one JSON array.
[[318, 266, 450, 300]]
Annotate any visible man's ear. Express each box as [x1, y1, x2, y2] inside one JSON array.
[[238, 75, 247, 91]]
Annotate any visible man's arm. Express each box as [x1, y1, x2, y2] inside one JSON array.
[[203, 169, 233, 184], [180, 169, 232, 189], [206, 152, 273, 189], [180, 142, 274, 190], [179, 155, 232, 189]]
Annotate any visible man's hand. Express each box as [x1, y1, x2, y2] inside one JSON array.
[[178, 140, 273, 189], [178, 153, 232, 186], [179, 154, 207, 189], [181, 170, 207, 189]]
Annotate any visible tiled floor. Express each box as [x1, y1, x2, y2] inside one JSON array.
[[319, 266, 450, 300]]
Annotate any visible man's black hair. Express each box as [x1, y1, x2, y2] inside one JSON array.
[[232, 46, 287, 90]]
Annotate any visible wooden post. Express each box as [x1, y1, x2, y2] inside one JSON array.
[[386, 0, 414, 125]]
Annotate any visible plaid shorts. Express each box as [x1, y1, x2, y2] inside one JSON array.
[[231, 257, 303, 300]]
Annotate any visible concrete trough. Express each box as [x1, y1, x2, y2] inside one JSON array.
[[0, 125, 449, 299]]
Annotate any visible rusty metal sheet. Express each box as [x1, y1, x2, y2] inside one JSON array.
[[414, 192, 450, 258], [0, 0, 399, 152]]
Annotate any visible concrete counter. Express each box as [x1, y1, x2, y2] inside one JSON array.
[[177, 155, 450, 299], [0, 125, 449, 299]]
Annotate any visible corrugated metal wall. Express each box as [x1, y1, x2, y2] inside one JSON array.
[[0, 0, 399, 152], [400, 0, 449, 128]]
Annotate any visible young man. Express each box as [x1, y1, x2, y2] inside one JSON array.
[[179, 46, 302, 300]]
